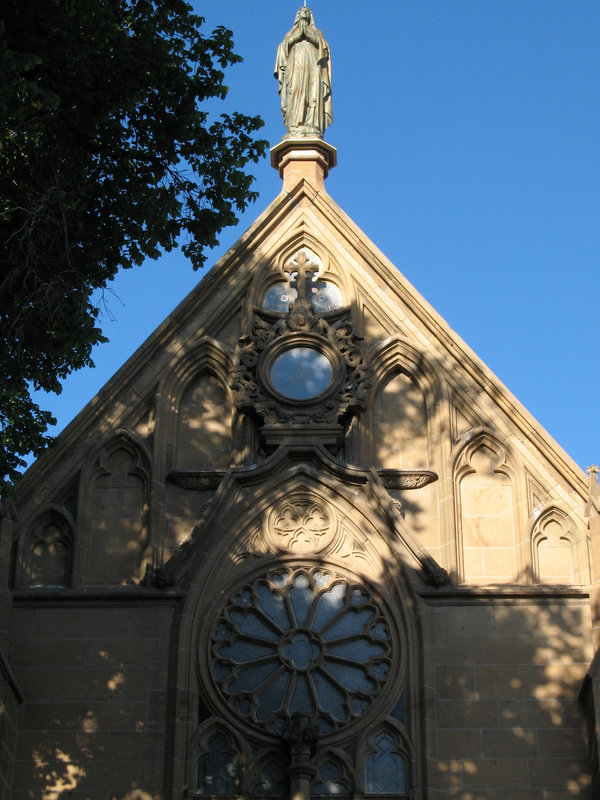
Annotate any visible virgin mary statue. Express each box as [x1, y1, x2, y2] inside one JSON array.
[[274, 7, 332, 139]]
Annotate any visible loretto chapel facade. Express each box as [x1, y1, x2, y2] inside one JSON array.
[[2, 8, 600, 800]]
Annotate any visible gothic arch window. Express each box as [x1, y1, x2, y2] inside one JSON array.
[[176, 490, 422, 799], [259, 247, 345, 314], [454, 434, 520, 584], [364, 725, 409, 796], [532, 508, 577, 584], [14, 508, 73, 588], [194, 724, 240, 797], [176, 371, 231, 471], [81, 433, 150, 585], [248, 752, 287, 797], [311, 752, 353, 796], [372, 370, 428, 470]]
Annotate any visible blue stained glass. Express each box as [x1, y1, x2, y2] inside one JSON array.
[[326, 640, 385, 662], [312, 583, 346, 631], [391, 695, 404, 722], [289, 574, 314, 626], [214, 623, 233, 640], [282, 633, 320, 670], [262, 282, 297, 312], [270, 571, 291, 588], [311, 670, 346, 720], [257, 582, 289, 630], [309, 282, 343, 313], [370, 621, 389, 640], [253, 760, 287, 796], [350, 588, 369, 607], [212, 568, 394, 734], [321, 609, 374, 641], [313, 570, 332, 588], [217, 640, 277, 663], [289, 673, 314, 715], [270, 348, 334, 400], [324, 662, 375, 693], [229, 610, 280, 642], [214, 662, 232, 682], [228, 661, 280, 694], [351, 696, 370, 715], [232, 696, 251, 715], [365, 732, 406, 794], [197, 732, 236, 795], [371, 662, 389, 681], [256, 669, 289, 721], [311, 760, 349, 795]]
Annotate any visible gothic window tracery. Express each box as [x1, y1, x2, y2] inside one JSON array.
[[365, 729, 408, 795], [311, 755, 352, 795], [15, 509, 73, 588], [261, 249, 343, 314], [196, 729, 238, 796], [210, 567, 393, 738]]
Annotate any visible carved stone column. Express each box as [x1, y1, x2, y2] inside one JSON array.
[[286, 713, 317, 800], [586, 465, 600, 647]]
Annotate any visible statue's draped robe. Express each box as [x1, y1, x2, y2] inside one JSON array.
[[275, 21, 332, 137]]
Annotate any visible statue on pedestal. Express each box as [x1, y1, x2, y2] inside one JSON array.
[[275, 7, 332, 139]]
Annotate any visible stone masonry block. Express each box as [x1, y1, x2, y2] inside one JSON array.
[[436, 700, 498, 729], [436, 728, 481, 760], [481, 728, 537, 759], [475, 665, 538, 700], [435, 664, 477, 701], [528, 758, 592, 790], [461, 758, 529, 789]]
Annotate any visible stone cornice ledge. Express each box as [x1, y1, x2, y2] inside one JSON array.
[[418, 584, 589, 604], [13, 587, 185, 606]]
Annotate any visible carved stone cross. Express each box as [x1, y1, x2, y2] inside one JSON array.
[[285, 251, 319, 301]]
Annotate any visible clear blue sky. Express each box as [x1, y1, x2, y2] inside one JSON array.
[[31, 0, 599, 472]]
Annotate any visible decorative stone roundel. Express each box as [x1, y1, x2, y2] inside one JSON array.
[[266, 497, 336, 553], [210, 566, 393, 737]]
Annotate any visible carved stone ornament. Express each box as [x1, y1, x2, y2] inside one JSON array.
[[166, 470, 226, 490], [232, 271, 369, 429], [209, 566, 393, 738], [263, 495, 338, 554], [378, 469, 438, 490]]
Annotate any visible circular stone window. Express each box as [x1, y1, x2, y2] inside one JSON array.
[[269, 347, 334, 400], [210, 567, 393, 737]]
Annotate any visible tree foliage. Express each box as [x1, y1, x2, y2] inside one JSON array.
[[0, 0, 267, 494]]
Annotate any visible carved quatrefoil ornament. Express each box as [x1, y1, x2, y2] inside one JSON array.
[[264, 495, 339, 554]]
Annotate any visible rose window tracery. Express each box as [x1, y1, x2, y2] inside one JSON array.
[[210, 567, 393, 737]]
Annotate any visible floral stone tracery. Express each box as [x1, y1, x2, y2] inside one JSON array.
[[210, 566, 394, 738]]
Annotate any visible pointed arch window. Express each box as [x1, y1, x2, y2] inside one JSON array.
[[15, 509, 73, 588], [312, 756, 352, 796], [251, 757, 287, 796], [196, 730, 238, 796], [365, 731, 407, 795], [261, 249, 343, 313]]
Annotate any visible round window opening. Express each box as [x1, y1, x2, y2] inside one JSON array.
[[269, 347, 334, 400], [210, 567, 393, 737]]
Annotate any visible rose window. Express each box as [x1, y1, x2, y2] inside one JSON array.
[[211, 567, 392, 736]]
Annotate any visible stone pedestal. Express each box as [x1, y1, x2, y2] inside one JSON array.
[[271, 138, 337, 192]]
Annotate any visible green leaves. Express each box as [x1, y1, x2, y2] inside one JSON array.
[[0, 0, 268, 495]]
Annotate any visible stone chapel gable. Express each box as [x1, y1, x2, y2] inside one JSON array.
[[1, 7, 597, 799]]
